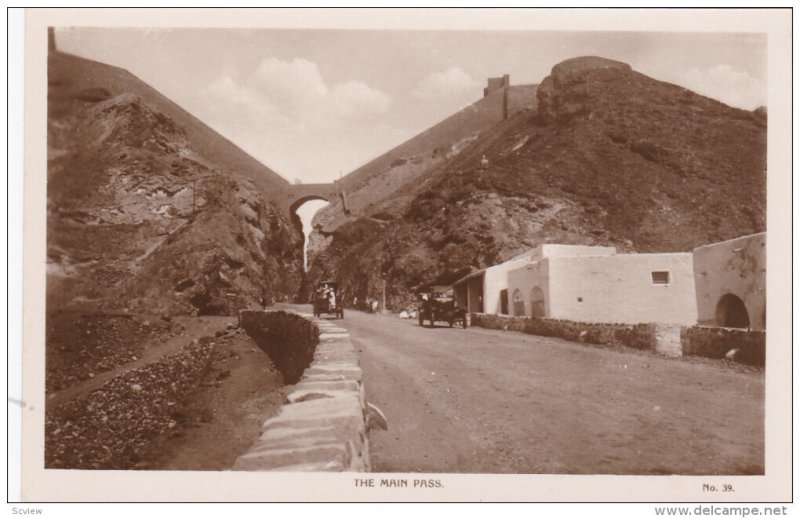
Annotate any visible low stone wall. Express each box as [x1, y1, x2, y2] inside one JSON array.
[[470, 313, 656, 350], [240, 310, 319, 384], [234, 312, 369, 472], [45, 337, 215, 469], [680, 325, 766, 366]]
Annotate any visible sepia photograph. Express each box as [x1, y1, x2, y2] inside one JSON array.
[[15, 7, 792, 504]]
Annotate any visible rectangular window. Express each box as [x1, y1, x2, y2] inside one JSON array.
[[651, 271, 670, 284]]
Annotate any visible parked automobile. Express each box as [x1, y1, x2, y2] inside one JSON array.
[[417, 285, 467, 328]]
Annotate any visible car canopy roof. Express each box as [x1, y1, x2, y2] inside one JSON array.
[[417, 284, 453, 295]]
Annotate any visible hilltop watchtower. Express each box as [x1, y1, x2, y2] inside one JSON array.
[[484, 74, 510, 97], [483, 74, 521, 120]]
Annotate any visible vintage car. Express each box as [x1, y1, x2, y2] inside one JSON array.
[[313, 280, 344, 319], [417, 285, 467, 328]]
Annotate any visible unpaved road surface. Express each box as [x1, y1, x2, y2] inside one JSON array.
[[290, 306, 764, 475]]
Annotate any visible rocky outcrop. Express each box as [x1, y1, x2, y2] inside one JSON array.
[[47, 51, 303, 317], [536, 56, 633, 124]]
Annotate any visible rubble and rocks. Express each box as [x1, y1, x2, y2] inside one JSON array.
[[45, 336, 215, 469], [45, 312, 169, 393]]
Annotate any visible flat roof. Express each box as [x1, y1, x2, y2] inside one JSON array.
[[452, 269, 486, 286], [692, 232, 766, 252]]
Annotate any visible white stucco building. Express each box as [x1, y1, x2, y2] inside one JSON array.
[[692, 232, 766, 330], [455, 244, 698, 325], [452, 247, 545, 315]]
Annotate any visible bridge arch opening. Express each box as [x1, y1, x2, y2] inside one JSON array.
[[293, 197, 330, 272], [290, 194, 331, 219]]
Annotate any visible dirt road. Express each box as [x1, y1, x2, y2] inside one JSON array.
[[290, 306, 764, 475]]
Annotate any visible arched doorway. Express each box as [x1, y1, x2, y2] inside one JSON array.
[[715, 293, 750, 328], [512, 289, 525, 317], [530, 286, 546, 318]]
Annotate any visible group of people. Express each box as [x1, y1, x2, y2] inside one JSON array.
[[315, 284, 337, 309]]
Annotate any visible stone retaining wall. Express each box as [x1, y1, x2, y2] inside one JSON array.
[[234, 311, 369, 471], [680, 325, 766, 366], [470, 313, 656, 350], [470, 314, 765, 367]]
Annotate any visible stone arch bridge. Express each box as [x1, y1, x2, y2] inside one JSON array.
[[287, 182, 350, 217]]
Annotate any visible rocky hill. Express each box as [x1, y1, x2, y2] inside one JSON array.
[[308, 82, 537, 255], [47, 51, 303, 317], [307, 56, 767, 311]]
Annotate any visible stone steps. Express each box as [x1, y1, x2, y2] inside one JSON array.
[[654, 323, 683, 357]]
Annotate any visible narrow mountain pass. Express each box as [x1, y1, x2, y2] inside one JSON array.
[[288, 306, 764, 475]]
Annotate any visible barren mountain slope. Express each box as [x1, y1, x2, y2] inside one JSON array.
[[48, 52, 290, 199], [308, 56, 767, 310], [308, 84, 537, 254], [47, 51, 303, 317]]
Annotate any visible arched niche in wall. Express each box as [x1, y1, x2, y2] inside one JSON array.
[[715, 293, 750, 328], [512, 289, 525, 317], [530, 286, 546, 318]]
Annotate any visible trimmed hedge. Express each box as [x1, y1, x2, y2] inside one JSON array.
[[240, 310, 319, 384]]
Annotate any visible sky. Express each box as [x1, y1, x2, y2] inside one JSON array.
[[55, 28, 767, 186]]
